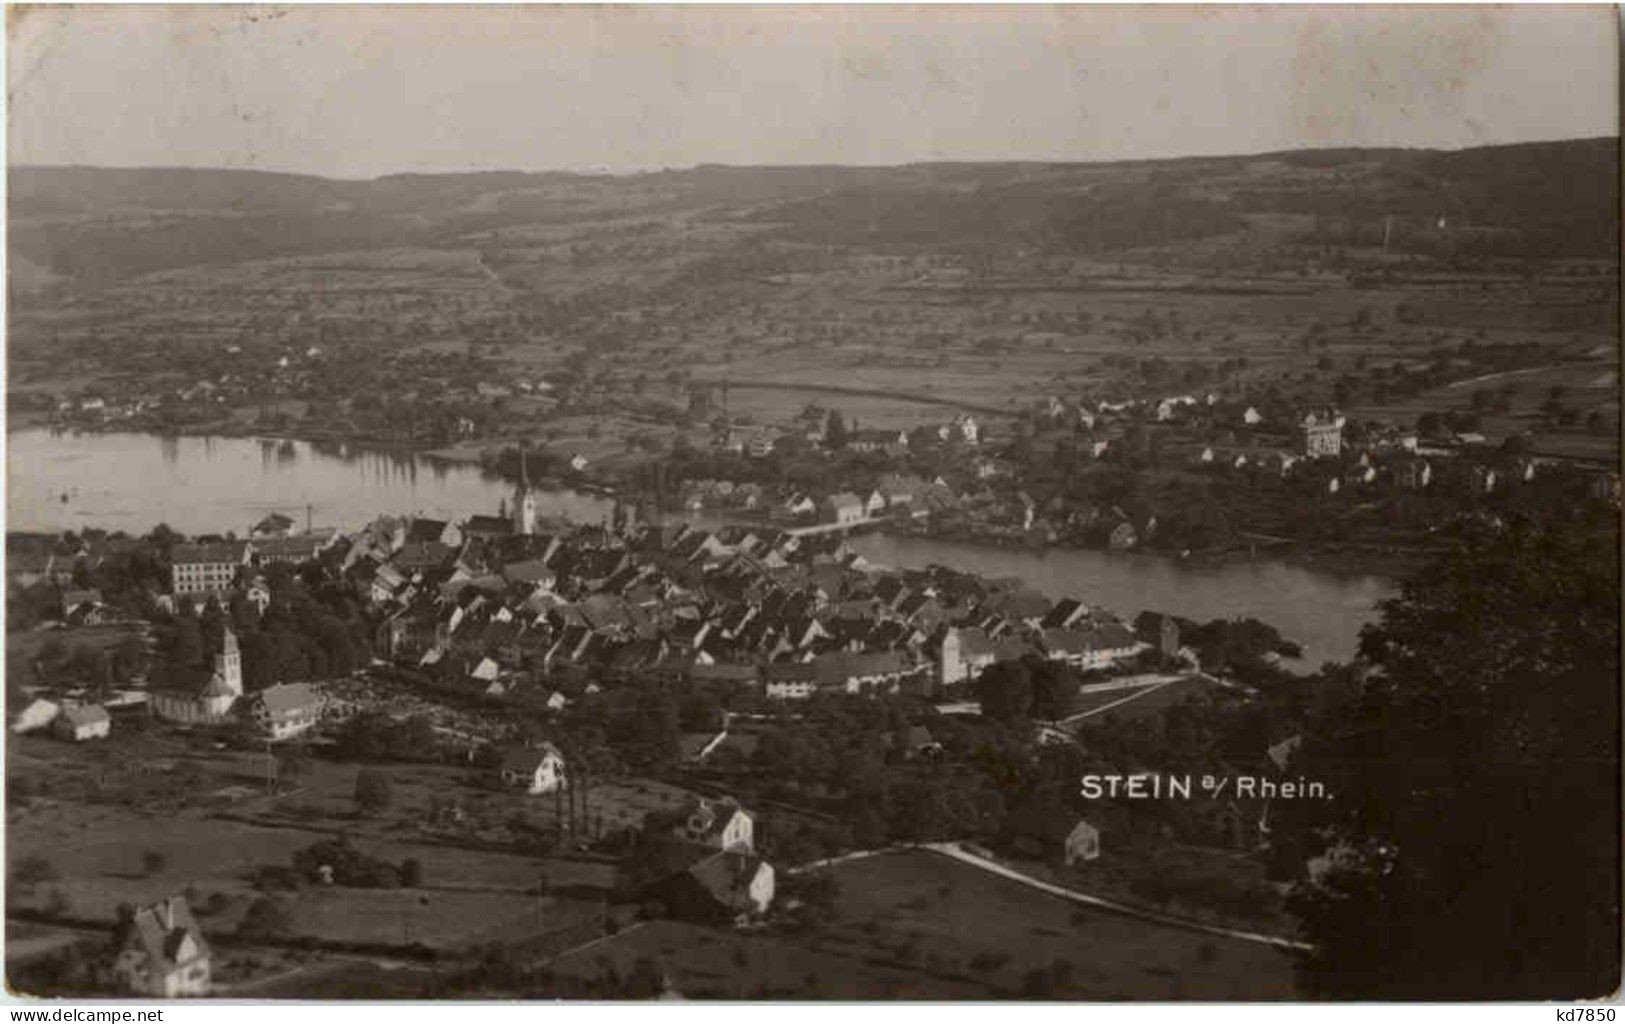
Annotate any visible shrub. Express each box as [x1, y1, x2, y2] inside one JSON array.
[[250, 864, 304, 892], [400, 858, 423, 888], [291, 835, 401, 888], [238, 897, 293, 939], [141, 850, 168, 876]]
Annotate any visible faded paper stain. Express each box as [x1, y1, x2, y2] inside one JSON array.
[[1289, 7, 1505, 146]]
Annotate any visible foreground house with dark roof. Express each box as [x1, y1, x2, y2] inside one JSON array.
[[643, 850, 775, 925], [54, 704, 111, 742], [110, 896, 211, 997]]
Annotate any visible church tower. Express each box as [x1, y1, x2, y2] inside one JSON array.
[[215, 627, 243, 698], [513, 450, 538, 536]]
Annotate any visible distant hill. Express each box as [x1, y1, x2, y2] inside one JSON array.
[[9, 136, 1617, 285]]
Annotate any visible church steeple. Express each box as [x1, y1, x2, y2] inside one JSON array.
[[216, 626, 243, 698], [512, 448, 537, 536]]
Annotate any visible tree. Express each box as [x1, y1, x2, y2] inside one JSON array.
[[354, 770, 394, 816], [400, 857, 423, 888], [824, 410, 848, 450], [973, 660, 1033, 722], [140, 850, 167, 877], [1281, 510, 1620, 999], [631, 691, 681, 769], [171, 612, 204, 667], [1024, 655, 1076, 722]]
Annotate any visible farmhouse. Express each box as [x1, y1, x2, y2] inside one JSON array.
[[54, 704, 111, 742], [60, 587, 102, 619], [498, 743, 567, 794], [11, 697, 60, 734], [110, 896, 211, 997], [673, 797, 755, 852], [645, 851, 775, 925], [1065, 819, 1102, 865], [242, 683, 323, 742]]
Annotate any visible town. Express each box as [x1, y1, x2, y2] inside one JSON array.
[[9, 461, 1344, 997]]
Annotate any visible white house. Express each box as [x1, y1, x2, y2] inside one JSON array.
[[111, 896, 212, 997], [242, 683, 322, 742], [677, 797, 755, 852], [11, 698, 60, 734], [54, 704, 111, 742], [819, 493, 867, 526], [244, 576, 272, 616], [1065, 819, 1101, 865], [937, 627, 997, 690], [499, 743, 567, 794]]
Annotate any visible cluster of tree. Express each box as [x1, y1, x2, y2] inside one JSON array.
[[333, 712, 443, 764], [30, 635, 150, 694], [972, 656, 1081, 723], [146, 560, 371, 691], [1174, 617, 1302, 671], [1271, 508, 1619, 998], [252, 833, 424, 890]]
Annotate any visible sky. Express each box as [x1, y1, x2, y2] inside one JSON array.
[[6, 4, 1618, 178]]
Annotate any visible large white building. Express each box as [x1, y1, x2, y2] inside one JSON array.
[[170, 541, 253, 600]]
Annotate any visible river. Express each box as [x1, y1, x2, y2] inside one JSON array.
[[8, 428, 1393, 665], [6, 429, 612, 536], [847, 534, 1391, 668]]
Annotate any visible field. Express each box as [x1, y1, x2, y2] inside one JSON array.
[[4, 727, 629, 956], [549, 849, 1298, 999]]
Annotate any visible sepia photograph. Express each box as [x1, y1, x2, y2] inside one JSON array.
[[2, 2, 1620, 1004]]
